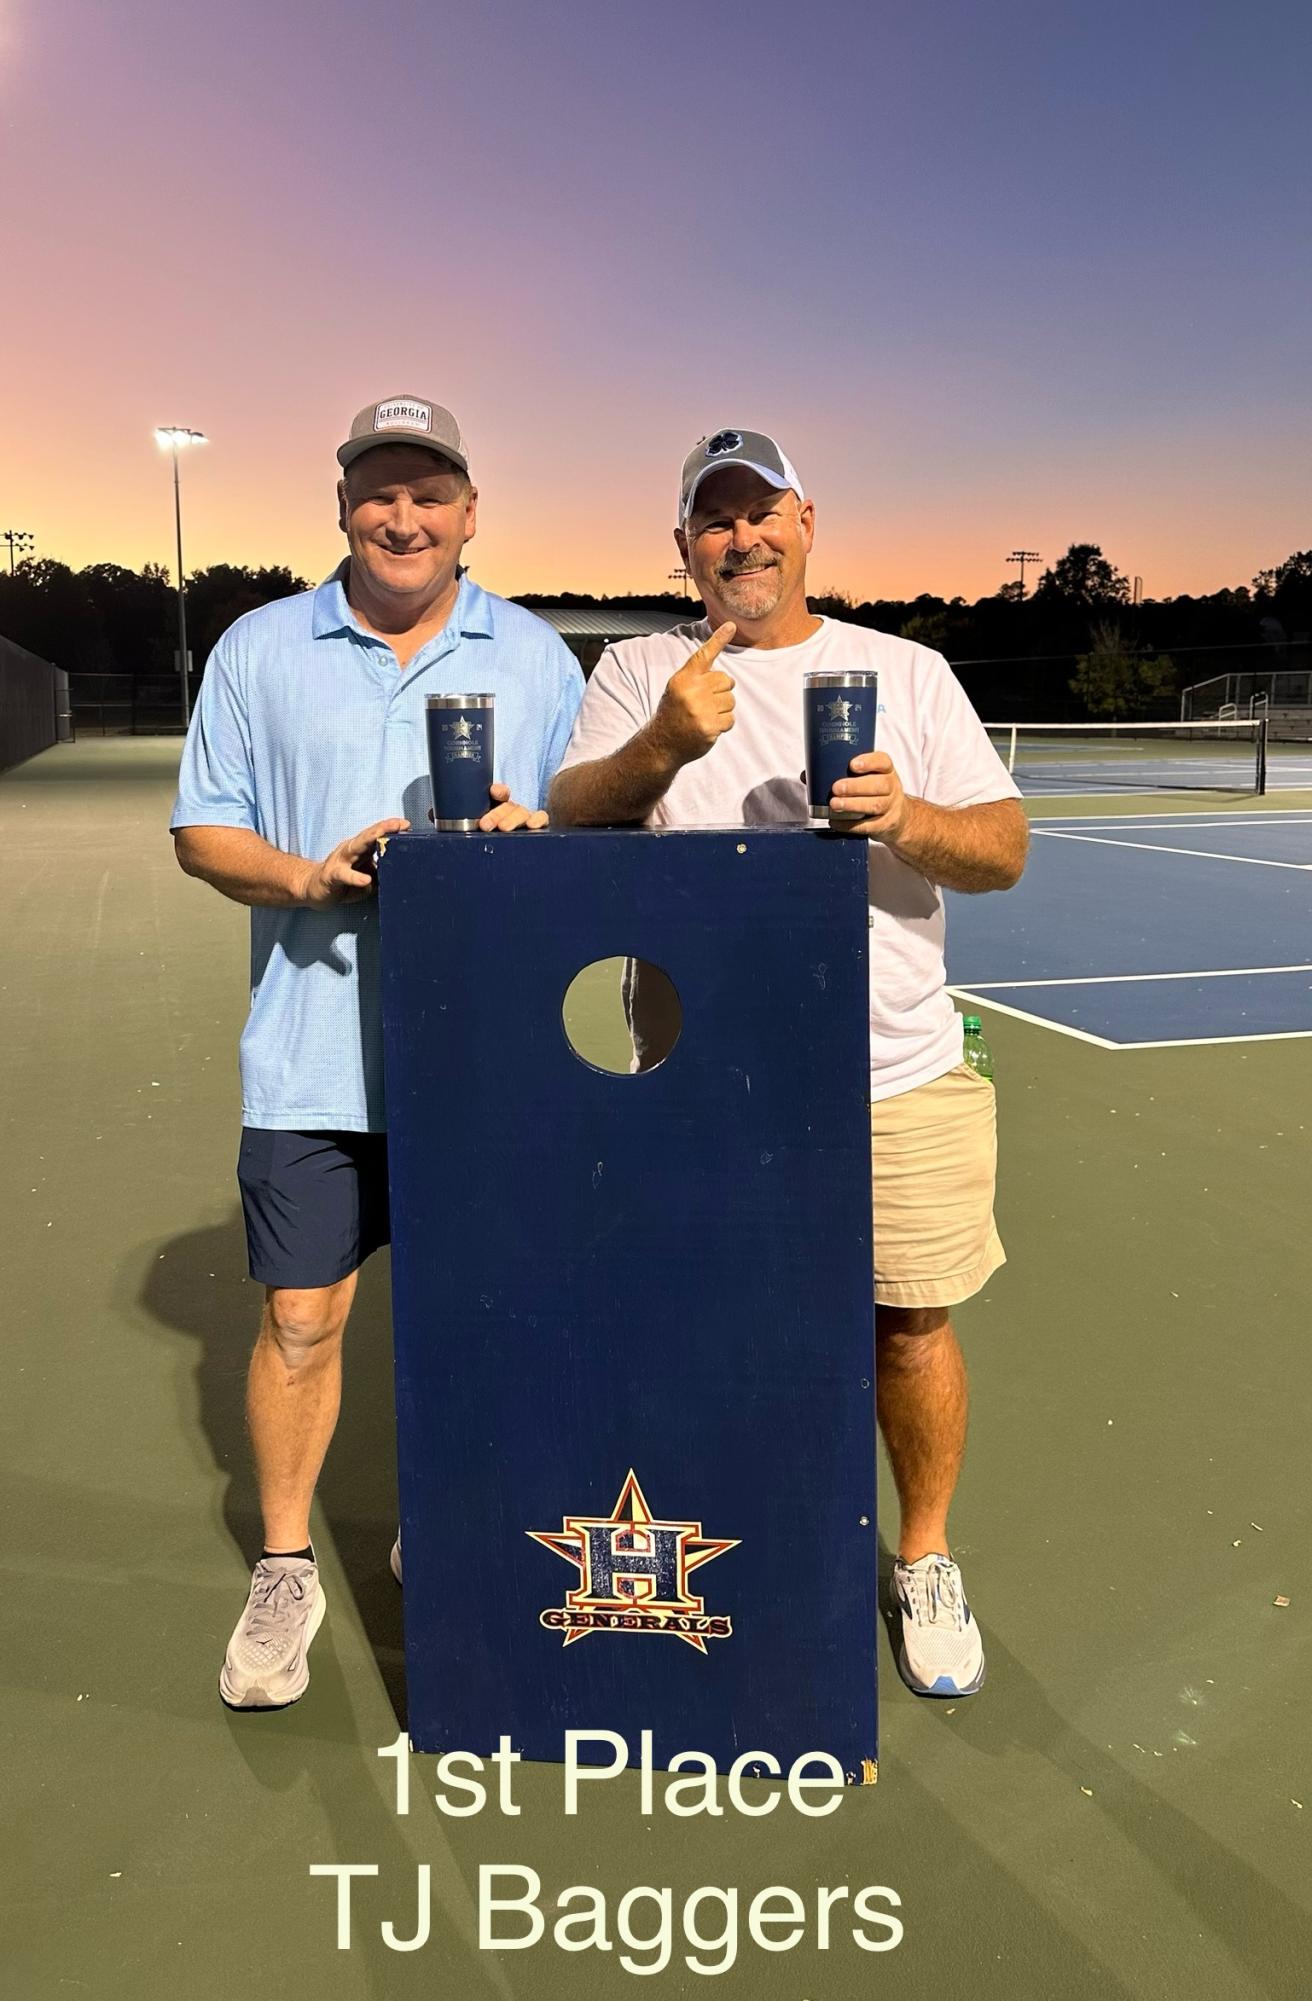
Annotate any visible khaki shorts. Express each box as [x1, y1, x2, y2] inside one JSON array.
[[871, 1062, 1005, 1309]]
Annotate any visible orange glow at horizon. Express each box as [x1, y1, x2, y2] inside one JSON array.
[[14, 419, 1307, 608]]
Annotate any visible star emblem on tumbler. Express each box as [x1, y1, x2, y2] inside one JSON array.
[[452, 716, 473, 740], [826, 696, 852, 724], [529, 1469, 739, 1651]]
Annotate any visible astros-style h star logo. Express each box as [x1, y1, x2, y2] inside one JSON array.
[[528, 1470, 739, 1652]]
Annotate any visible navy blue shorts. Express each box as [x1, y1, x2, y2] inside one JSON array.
[[237, 1129, 391, 1289]]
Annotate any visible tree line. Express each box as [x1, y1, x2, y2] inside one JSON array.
[[0, 560, 308, 684], [2, 543, 1308, 720], [523, 545, 1310, 717]]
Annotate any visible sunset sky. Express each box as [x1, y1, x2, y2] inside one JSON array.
[[3, 0, 1309, 602]]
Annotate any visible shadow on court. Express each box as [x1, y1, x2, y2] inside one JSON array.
[[137, 1215, 409, 1727]]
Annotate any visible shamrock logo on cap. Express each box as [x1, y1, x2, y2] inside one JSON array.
[[704, 430, 743, 458]]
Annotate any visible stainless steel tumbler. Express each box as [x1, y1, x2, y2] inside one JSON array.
[[803, 671, 878, 821], [426, 693, 495, 831]]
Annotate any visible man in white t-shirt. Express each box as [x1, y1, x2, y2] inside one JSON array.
[[550, 427, 1028, 1699]]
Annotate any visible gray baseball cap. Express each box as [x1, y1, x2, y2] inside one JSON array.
[[679, 428, 804, 523], [337, 396, 470, 474]]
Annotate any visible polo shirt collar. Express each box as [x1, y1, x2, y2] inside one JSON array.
[[311, 562, 493, 643]]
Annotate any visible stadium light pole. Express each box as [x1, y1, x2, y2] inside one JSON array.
[[154, 426, 207, 727], [668, 565, 690, 598], [3, 528, 35, 573], [1007, 550, 1041, 600]]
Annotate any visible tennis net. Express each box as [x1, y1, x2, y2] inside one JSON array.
[[985, 719, 1268, 795]]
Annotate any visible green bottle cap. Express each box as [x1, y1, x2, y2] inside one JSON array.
[[962, 1015, 982, 1033]]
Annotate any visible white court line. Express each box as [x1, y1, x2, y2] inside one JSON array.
[[956, 964, 1312, 991], [1024, 762, 1262, 772], [1019, 775, 1312, 793], [1032, 804, 1312, 820], [1030, 829, 1312, 870], [1017, 789, 1264, 802], [1026, 762, 1312, 770], [948, 988, 1312, 1053], [1116, 1030, 1312, 1050], [1024, 764, 1286, 776], [946, 989, 1119, 1047], [1032, 815, 1312, 833]]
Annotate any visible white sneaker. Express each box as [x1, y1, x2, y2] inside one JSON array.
[[219, 1555, 325, 1710], [390, 1533, 402, 1585], [892, 1553, 985, 1697]]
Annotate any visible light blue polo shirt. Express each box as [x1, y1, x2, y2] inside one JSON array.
[[171, 567, 583, 1132]]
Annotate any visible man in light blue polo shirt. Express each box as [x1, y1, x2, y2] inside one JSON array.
[[171, 395, 582, 1711]]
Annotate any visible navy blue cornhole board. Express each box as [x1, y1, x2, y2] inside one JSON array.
[[379, 828, 877, 1779]]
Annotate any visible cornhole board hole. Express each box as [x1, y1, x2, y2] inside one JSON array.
[[379, 827, 876, 1779]]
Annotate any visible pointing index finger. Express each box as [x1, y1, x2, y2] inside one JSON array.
[[689, 621, 737, 672]]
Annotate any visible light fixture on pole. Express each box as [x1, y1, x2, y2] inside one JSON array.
[[668, 566, 690, 598], [2, 528, 35, 573], [1006, 550, 1041, 600], [154, 426, 207, 727]]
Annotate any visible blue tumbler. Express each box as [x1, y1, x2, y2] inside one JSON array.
[[803, 671, 878, 821], [426, 694, 495, 831]]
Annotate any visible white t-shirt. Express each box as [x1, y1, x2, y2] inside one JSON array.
[[557, 616, 1021, 1101]]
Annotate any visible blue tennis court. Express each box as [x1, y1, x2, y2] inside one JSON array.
[[946, 808, 1312, 1046]]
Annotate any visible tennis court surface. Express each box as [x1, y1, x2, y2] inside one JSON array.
[[949, 808, 1312, 1045], [2, 739, 1308, 2001]]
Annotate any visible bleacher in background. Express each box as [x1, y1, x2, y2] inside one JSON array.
[[1182, 662, 1312, 739]]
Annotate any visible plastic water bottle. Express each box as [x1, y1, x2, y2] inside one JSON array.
[[961, 1014, 994, 1080]]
